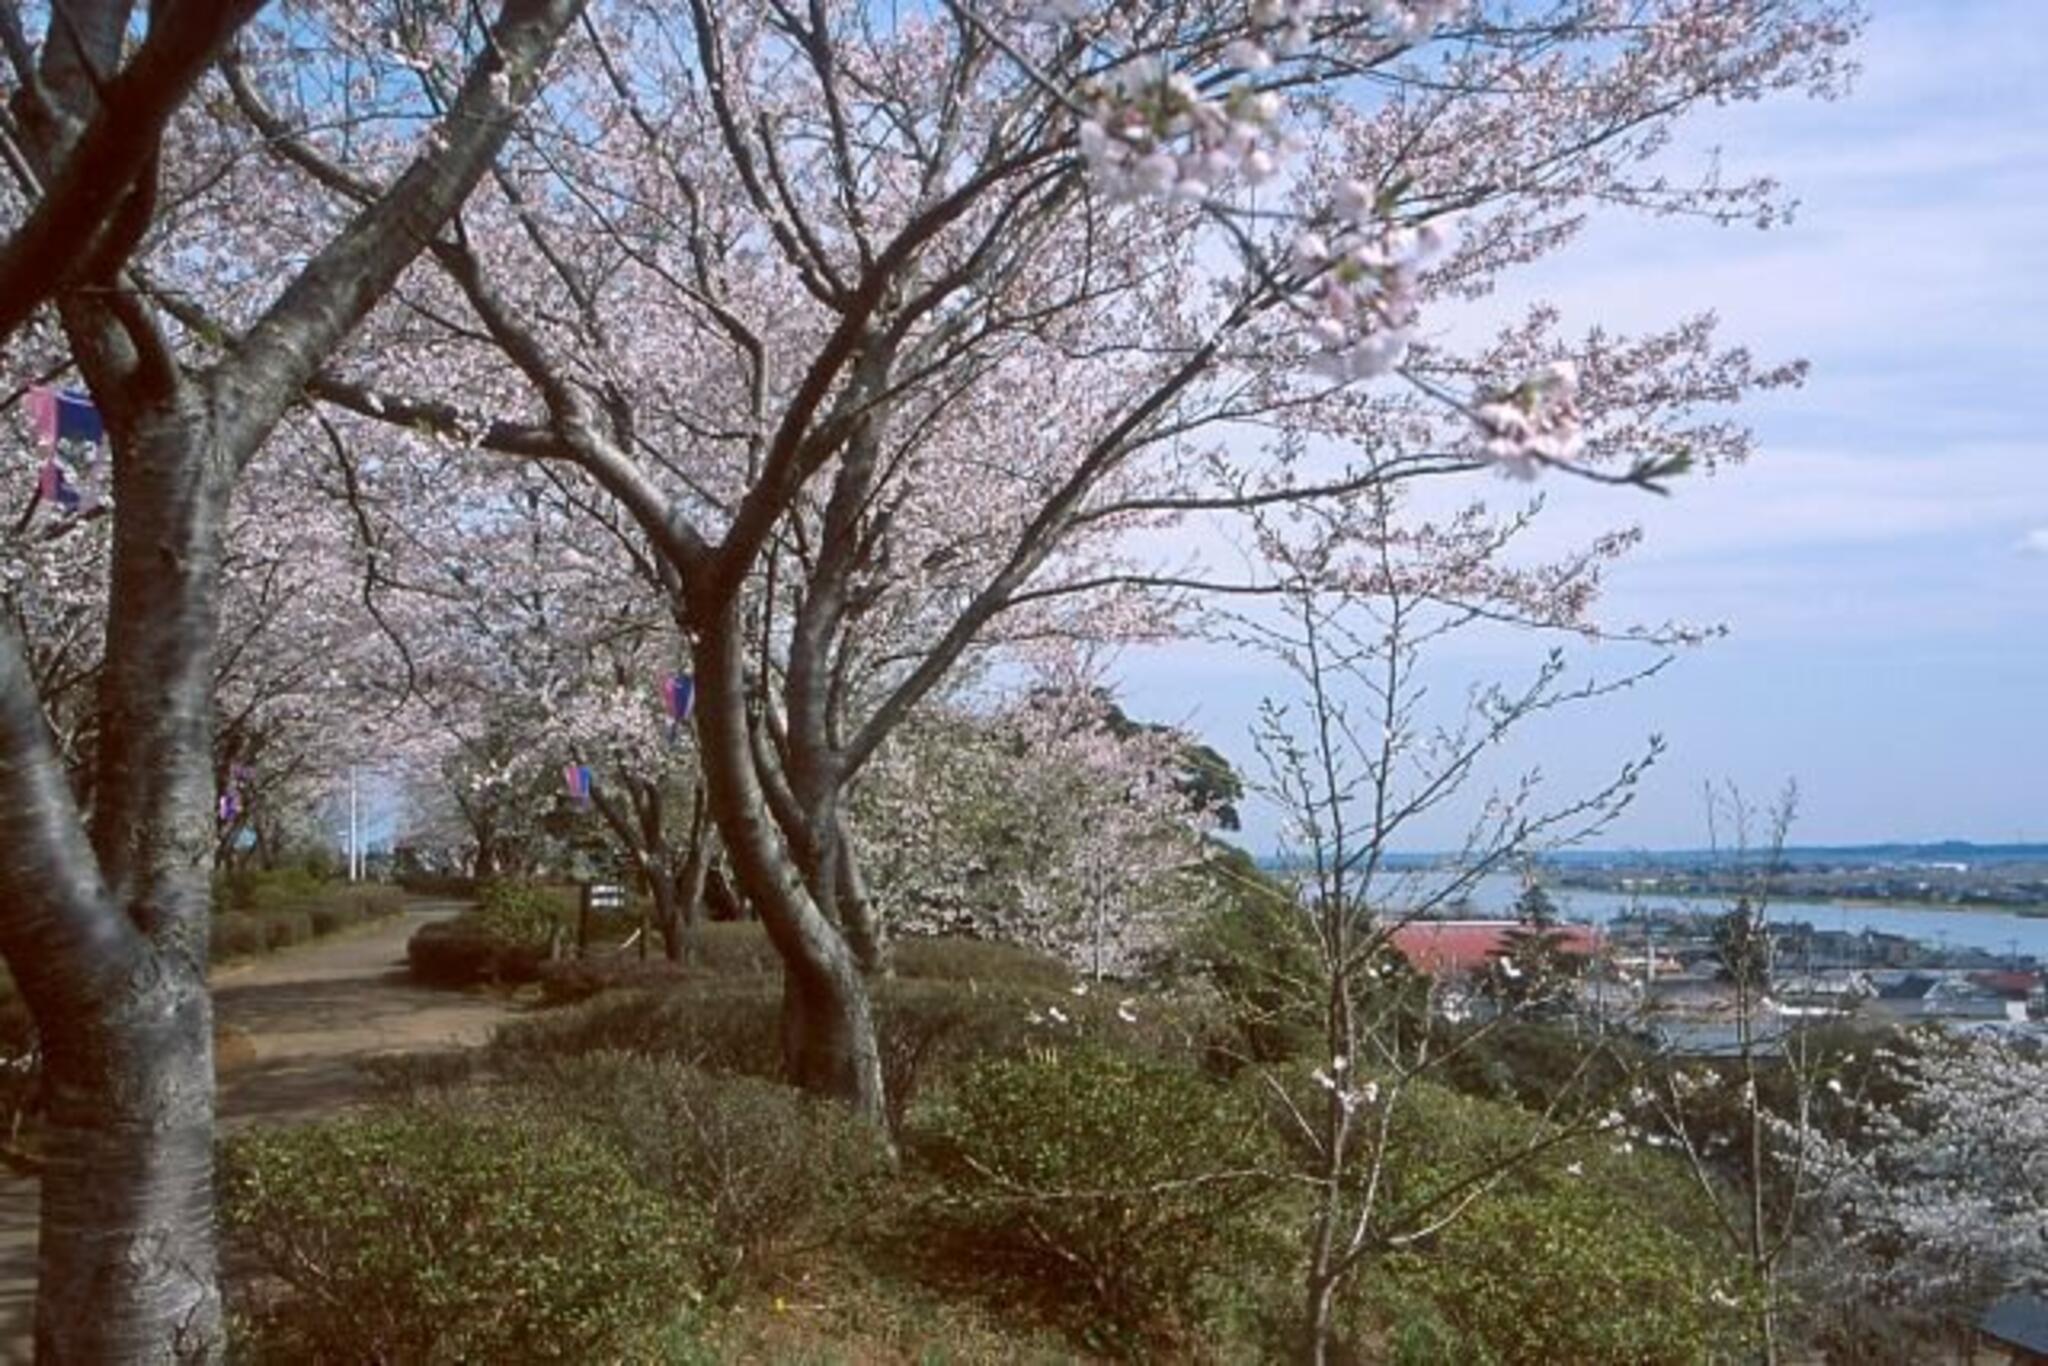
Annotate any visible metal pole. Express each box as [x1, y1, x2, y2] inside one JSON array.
[[348, 766, 359, 882]]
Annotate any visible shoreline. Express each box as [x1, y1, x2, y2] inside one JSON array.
[[1552, 885, 2048, 919]]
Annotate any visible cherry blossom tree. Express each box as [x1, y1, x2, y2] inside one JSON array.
[[0, 3, 584, 1353], [1810, 1033, 2048, 1352], [0, 0, 265, 340], [550, 634, 718, 959], [853, 676, 1215, 977], [219, 0, 1853, 1127]]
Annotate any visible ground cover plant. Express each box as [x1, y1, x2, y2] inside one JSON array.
[[222, 1102, 708, 1362], [255, 919, 1805, 1362], [210, 871, 406, 964], [405, 877, 627, 987]]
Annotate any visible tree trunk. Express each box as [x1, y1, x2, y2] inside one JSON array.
[[35, 972, 220, 1361], [834, 833, 891, 977], [690, 600, 885, 1124], [0, 391, 233, 1359], [649, 874, 684, 963], [663, 800, 713, 964], [704, 863, 746, 921], [58, 400, 228, 1358], [1304, 1273, 1338, 1366]]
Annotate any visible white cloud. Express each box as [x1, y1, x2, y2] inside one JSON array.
[[2020, 528, 2048, 556]]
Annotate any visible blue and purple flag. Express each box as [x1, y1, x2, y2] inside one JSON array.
[[661, 674, 694, 741], [26, 386, 104, 448], [37, 458, 80, 512]]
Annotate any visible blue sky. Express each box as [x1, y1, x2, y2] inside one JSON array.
[[1119, 0, 2048, 853]]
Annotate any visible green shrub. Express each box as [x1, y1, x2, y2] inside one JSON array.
[[212, 912, 267, 961], [358, 1049, 484, 1102], [528, 917, 782, 1004], [352, 884, 406, 919], [221, 1103, 706, 1362], [407, 880, 588, 986], [1430, 1018, 1646, 1116], [295, 848, 342, 882], [307, 901, 360, 937], [691, 921, 779, 975], [260, 910, 313, 952], [493, 986, 784, 1078], [871, 980, 1050, 1136], [508, 1053, 888, 1286], [1189, 883, 1431, 1069], [248, 879, 326, 914], [473, 877, 570, 946], [1376, 1170, 1748, 1365], [217, 865, 307, 913], [912, 1044, 1277, 1353], [868, 978, 1223, 1133], [1249, 1071, 1748, 1364], [215, 867, 252, 912], [891, 936, 1076, 990], [407, 918, 552, 987], [501, 974, 1230, 1141], [303, 885, 403, 937], [532, 955, 699, 1005]]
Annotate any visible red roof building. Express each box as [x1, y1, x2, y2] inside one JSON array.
[[1967, 969, 2041, 1001], [1387, 920, 1604, 977]]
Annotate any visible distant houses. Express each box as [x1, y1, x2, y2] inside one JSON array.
[[1379, 908, 2046, 1047]]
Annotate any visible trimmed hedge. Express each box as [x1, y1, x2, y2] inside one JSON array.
[[505, 1053, 888, 1287], [891, 936, 1077, 990], [213, 912, 269, 961], [493, 984, 784, 1078], [407, 919, 554, 988], [223, 1102, 707, 1362], [209, 880, 404, 965], [911, 1044, 1279, 1354], [261, 910, 314, 952], [532, 955, 697, 1005], [405, 880, 609, 988], [497, 972, 1233, 1139]]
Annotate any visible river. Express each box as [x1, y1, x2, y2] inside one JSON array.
[[1452, 873, 2048, 963]]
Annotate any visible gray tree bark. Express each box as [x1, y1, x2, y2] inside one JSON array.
[[690, 598, 885, 1123]]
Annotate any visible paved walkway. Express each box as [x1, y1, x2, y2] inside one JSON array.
[[0, 902, 521, 1359]]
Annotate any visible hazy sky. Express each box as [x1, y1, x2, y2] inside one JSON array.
[[1117, 1, 2048, 854]]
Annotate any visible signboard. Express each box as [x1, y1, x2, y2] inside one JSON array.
[[583, 883, 628, 915]]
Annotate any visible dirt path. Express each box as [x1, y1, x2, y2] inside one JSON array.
[[0, 901, 524, 1359]]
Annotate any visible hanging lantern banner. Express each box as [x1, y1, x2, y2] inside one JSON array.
[[661, 674, 694, 742], [25, 388, 55, 445], [37, 458, 80, 513], [25, 386, 104, 449], [563, 763, 594, 805], [217, 764, 253, 825]]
